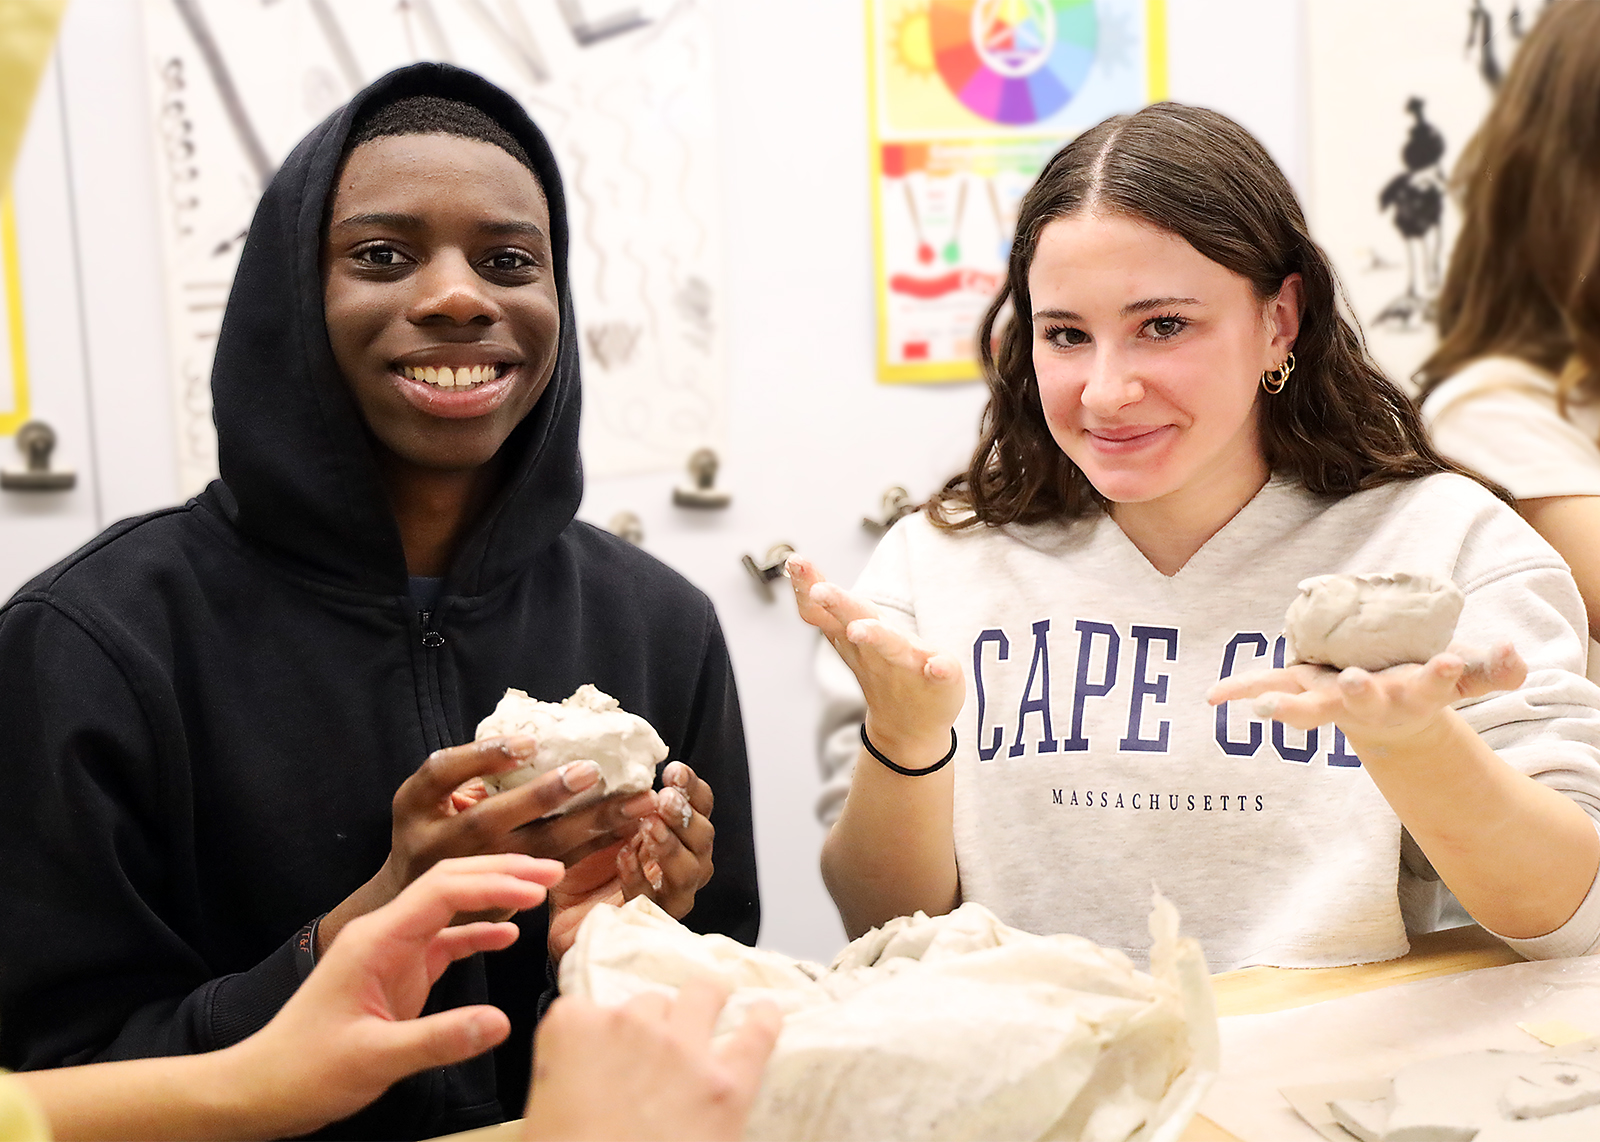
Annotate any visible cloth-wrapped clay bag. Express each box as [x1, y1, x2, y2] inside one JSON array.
[[560, 894, 1219, 1142]]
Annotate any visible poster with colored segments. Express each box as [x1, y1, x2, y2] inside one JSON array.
[[868, 0, 1165, 383], [140, 0, 726, 495]]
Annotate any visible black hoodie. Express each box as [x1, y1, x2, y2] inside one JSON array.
[[0, 64, 759, 1139]]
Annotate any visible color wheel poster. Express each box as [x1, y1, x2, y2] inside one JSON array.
[[868, 0, 1164, 383]]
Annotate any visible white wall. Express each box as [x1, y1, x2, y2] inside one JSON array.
[[23, 0, 1307, 964]]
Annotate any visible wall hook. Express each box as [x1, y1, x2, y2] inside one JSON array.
[[672, 447, 731, 509], [862, 485, 916, 535], [2, 421, 76, 492], [741, 543, 794, 601], [607, 510, 644, 545]]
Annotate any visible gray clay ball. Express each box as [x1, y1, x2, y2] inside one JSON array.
[[1283, 572, 1464, 672]]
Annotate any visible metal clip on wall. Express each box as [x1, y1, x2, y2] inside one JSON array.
[[671, 447, 731, 509], [742, 543, 794, 601], [608, 510, 645, 545], [862, 485, 916, 535], [1, 421, 76, 492]]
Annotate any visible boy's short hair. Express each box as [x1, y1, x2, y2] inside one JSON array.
[[345, 94, 537, 176]]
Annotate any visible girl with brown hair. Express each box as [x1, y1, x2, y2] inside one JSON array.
[[791, 101, 1600, 971], [1418, 1, 1600, 655]]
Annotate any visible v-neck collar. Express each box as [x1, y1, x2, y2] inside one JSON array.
[[1098, 476, 1311, 584]]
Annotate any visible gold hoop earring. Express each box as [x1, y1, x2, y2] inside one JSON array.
[[1261, 352, 1296, 394]]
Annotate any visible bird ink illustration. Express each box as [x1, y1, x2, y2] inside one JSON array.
[[1374, 97, 1447, 332]]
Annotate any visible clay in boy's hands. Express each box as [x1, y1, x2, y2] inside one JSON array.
[[474, 685, 668, 813]]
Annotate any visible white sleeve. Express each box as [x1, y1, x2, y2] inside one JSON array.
[[1452, 544, 1600, 957], [1424, 371, 1600, 500], [811, 519, 924, 828]]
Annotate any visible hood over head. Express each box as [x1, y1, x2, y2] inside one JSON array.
[[209, 62, 581, 596]]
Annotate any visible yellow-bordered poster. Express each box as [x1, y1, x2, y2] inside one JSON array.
[[867, 0, 1166, 383]]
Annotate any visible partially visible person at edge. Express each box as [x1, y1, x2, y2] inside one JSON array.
[[0, 62, 758, 1140], [1417, 0, 1600, 679], [0, 855, 779, 1142], [794, 101, 1600, 971]]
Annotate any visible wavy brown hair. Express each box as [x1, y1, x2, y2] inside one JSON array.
[[1415, 0, 1600, 415], [928, 102, 1494, 529]]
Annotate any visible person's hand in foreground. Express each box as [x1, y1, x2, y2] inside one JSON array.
[[18, 853, 562, 1141], [524, 979, 782, 1142]]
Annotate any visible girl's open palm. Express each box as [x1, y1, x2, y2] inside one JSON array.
[[788, 556, 965, 746], [1207, 641, 1526, 749]]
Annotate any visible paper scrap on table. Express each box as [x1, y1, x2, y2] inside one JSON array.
[[1518, 1018, 1592, 1047], [1200, 955, 1600, 1142]]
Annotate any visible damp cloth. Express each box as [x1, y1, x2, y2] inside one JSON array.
[[560, 892, 1218, 1142]]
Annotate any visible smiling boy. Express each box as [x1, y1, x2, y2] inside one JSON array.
[[0, 65, 758, 1140]]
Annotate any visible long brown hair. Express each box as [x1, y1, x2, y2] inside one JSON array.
[[929, 102, 1491, 529], [1415, 0, 1600, 413]]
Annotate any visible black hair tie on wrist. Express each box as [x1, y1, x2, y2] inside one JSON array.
[[860, 724, 958, 776]]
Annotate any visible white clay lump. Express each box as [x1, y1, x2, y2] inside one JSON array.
[[474, 684, 668, 813], [1283, 572, 1464, 672]]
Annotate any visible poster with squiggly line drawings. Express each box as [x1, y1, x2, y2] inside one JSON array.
[[868, 0, 1164, 383], [141, 0, 724, 494], [1307, 0, 1548, 393]]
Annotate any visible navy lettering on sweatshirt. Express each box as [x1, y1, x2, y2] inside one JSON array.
[[970, 620, 1362, 769]]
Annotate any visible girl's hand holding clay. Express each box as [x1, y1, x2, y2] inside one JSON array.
[[1207, 641, 1527, 753], [788, 556, 965, 759]]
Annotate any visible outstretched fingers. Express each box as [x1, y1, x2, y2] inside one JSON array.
[[356, 855, 564, 948], [923, 649, 963, 683], [463, 762, 609, 840], [1213, 653, 1483, 739], [666, 978, 730, 1043], [788, 556, 878, 647], [1246, 686, 1341, 731], [713, 1001, 783, 1094], [369, 1005, 511, 1076], [843, 616, 926, 671], [1206, 667, 1314, 706], [787, 555, 840, 639], [1454, 640, 1527, 696], [396, 736, 539, 816], [428, 919, 522, 964]]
